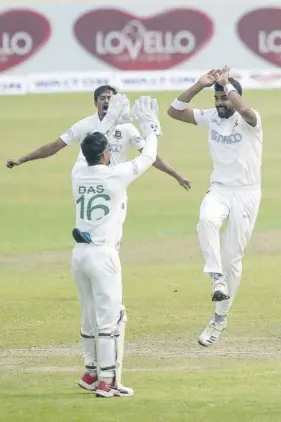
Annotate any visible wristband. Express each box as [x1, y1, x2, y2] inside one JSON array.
[[171, 98, 190, 111], [224, 83, 237, 96]]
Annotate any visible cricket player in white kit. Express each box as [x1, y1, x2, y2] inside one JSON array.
[[7, 85, 190, 389], [6, 84, 190, 192], [168, 66, 263, 346], [71, 95, 160, 397]]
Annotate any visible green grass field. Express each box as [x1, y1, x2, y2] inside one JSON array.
[[0, 90, 281, 422]]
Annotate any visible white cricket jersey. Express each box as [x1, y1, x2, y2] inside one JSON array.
[[193, 108, 263, 187], [72, 133, 157, 248], [60, 113, 145, 167]]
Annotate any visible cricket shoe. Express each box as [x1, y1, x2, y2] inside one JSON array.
[[198, 317, 227, 347], [211, 275, 230, 302], [78, 372, 98, 392], [96, 381, 134, 398]]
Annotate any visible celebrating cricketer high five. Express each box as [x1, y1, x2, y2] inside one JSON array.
[[6, 86, 190, 393], [71, 96, 160, 398], [168, 66, 263, 347]]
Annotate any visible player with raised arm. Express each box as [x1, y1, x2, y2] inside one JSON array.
[[168, 66, 263, 346], [71, 96, 159, 397], [7, 84, 190, 191], [6, 86, 191, 391]]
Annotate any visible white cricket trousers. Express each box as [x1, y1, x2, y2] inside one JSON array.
[[71, 244, 122, 378], [197, 183, 261, 315]]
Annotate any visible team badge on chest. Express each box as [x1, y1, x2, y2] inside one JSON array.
[[113, 130, 122, 140]]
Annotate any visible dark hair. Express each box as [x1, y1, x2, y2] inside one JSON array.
[[81, 132, 108, 165], [215, 77, 242, 96], [94, 85, 117, 102]]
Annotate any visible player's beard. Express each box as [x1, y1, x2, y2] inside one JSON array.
[[216, 106, 235, 119]]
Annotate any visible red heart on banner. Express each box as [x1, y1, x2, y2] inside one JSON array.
[[237, 8, 281, 67], [74, 8, 213, 70], [0, 9, 51, 72]]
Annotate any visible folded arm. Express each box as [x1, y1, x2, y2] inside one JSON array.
[[227, 90, 257, 127], [167, 82, 201, 124], [167, 69, 221, 125], [217, 66, 257, 127]]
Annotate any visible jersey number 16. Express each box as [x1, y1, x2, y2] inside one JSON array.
[[76, 194, 110, 221]]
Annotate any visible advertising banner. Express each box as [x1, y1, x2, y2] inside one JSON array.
[[0, 1, 280, 94], [1, 69, 281, 96]]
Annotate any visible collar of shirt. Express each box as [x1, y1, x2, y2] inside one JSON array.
[[87, 164, 108, 171]]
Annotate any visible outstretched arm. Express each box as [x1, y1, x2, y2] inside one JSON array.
[[217, 66, 257, 127], [7, 93, 131, 169], [151, 155, 191, 191], [7, 116, 84, 169], [7, 138, 67, 168], [167, 69, 221, 124]]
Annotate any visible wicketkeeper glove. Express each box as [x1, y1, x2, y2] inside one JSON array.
[[98, 93, 131, 135], [116, 101, 131, 125], [131, 96, 162, 138]]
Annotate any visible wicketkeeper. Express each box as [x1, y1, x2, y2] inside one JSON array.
[[71, 96, 160, 398]]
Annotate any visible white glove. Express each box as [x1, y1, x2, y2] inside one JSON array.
[[116, 101, 132, 125], [131, 96, 162, 137], [98, 93, 130, 134]]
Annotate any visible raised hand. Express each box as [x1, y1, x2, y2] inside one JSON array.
[[216, 65, 231, 87], [198, 69, 222, 88], [98, 93, 130, 134], [131, 96, 161, 137], [106, 93, 130, 123]]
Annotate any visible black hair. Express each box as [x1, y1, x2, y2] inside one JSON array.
[[214, 77, 242, 96], [94, 85, 117, 102], [81, 132, 108, 166]]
